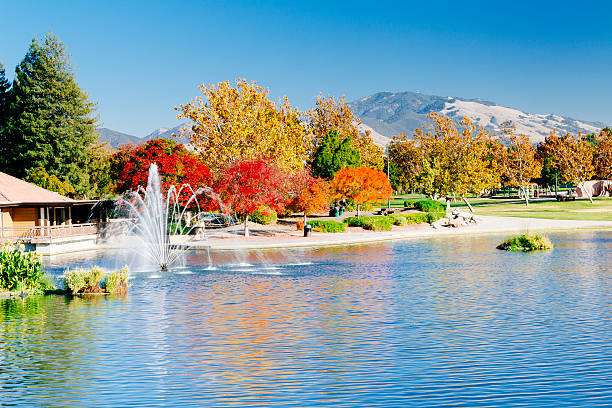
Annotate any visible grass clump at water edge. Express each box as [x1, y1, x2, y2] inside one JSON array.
[[64, 266, 129, 295], [497, 234, 554, 252]]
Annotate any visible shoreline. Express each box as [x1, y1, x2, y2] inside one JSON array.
[[197, 215, 612, 250]]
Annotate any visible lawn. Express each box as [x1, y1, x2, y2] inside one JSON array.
[[475, 198, 612, 221], [384, 196, 612, 221]]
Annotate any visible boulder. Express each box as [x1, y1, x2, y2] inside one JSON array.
[[576, 180, 612, 198]]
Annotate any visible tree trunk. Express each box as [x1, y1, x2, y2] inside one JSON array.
[[462, 196, 474, 212], [523, 187, 529, 206], [357, 204, 361, 219], [303, 213, 307, 225], [580, 182, 594, 203], [244, 213, 250, 237], [446, 198, 451, 217]]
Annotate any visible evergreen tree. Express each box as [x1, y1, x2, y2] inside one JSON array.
[[0, 62, 11, 157], [2, 33, 98, 196], [311, 130, 360, 179]]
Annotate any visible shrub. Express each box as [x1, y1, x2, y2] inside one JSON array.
[[344, 215, 385, 227], [403, 200, 416, 208], [0, 243, 45, 293], [105, 266, 129, 294], [414, 200, 445, 213], [425, 212, 445, 223], [308, 220, 346, 233], [497, 234, 554, 252], [362, 217, 393, 231], [387, 213, 408, 226], [250, 205, 278, 225]]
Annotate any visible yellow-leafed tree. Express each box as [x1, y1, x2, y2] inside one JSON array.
[[497, 125, 542, 205], [175, 78, 308, 173], [306, 94, 384, 170]]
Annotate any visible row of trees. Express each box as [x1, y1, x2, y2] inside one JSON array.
[[0, 33, 384, 200], [388, 112, 612, 206], [109, 138, 392, 230]]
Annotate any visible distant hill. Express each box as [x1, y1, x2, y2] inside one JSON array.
[[97, 128, 142, 147], [349, 91, 607, 144], [97, 123, 191, 148]]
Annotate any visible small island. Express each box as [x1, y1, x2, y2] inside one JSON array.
[[497, 234, 554, 252]]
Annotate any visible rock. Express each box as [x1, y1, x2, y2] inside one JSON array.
[[576, 180, 612, 198]]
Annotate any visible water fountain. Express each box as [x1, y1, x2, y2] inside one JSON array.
[[112, 163, 231, 271]]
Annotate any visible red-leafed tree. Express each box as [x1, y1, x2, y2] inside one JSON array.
[[215, 159, 288, 236], [109, 138, 212, 206], [331, 167, 392, 218], [286, 170, 331, 224]]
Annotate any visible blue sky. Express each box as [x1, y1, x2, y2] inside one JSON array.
[[1, 1, 610, 136]]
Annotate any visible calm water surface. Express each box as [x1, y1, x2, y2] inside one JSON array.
[[1, 231, 611, 407]]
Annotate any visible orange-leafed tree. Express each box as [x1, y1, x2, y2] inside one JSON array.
[[497, 125, 542, 206], [286, 171, 331, 224], [544, 130, 596, 203], [330, 167, 392, 218], [594, 128, 612, 181]]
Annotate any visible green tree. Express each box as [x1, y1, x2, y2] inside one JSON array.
[[1, 33, 98, 197], [311, 130, 360, 179], [0, 62, 11, 158], [25, 167, 76, 196]]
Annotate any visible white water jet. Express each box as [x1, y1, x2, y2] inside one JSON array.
[[112, 163, 231, 271]]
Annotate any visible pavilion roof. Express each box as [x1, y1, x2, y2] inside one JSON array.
[[0, 171, 75, 206]]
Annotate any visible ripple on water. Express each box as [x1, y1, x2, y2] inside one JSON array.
[[1, 230, 611, 407]]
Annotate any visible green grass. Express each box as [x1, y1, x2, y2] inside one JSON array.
[[477, 198, 612, 221]]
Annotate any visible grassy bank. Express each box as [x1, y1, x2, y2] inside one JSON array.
[[476, 198, 612, 221]]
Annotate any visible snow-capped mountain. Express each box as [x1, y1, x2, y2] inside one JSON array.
[[350, 92, 606, 144]]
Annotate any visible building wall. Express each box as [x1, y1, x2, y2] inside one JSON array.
[[9, 207, 39, 227]]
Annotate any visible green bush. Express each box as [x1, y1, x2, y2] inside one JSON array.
[[425, 212, 445, 223], [403, 200, 416, 208], [497, 234, 554, 252], [308, 220, 346, 233], [414, 200, 445, 213], [387, 213, 408, 226], [344, 215, 386, 227], [250, 205, 278, 225], [0, 243, 45, 293], [105, 266, 129, 294], [362, 217, 393, 231]]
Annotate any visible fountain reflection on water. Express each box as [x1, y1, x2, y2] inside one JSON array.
[[112, 163, 231, 271]]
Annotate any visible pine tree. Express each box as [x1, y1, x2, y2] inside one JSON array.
[[2, 33, 98, 196], [0, 62, 11, 157], [311, 130, 361, 179]]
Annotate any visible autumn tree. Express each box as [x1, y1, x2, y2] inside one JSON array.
[[330, 167, 392, 218], [387, 134, 425, 192], [286, 171, 331, 224], [109, 138, 212, 205], [543, 130, 596, 202], [306, 94, 384, 170], [25, 167, 76, 196], [393, 113, 499, 211], [176, 78, 308, 173], [497, 125, 542, 205], [594, 128, 612, 180], [215, 160, 288, 236], [311, 130, 360, 179]]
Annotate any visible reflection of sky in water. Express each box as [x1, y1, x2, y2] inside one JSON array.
[[1, 230, 611, 407]]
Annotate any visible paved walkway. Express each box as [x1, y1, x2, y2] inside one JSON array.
[[196, 215, 612, 250]]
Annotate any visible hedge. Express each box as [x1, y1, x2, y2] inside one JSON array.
[[308, 220, 346, 233], [414, 200, 445, 213]]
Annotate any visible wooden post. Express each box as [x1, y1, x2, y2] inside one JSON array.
[[0, 209, 3, 239], [39, 207, 45, 236]]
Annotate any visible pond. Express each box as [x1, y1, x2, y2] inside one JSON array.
[[1, 231, 611, 407]]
